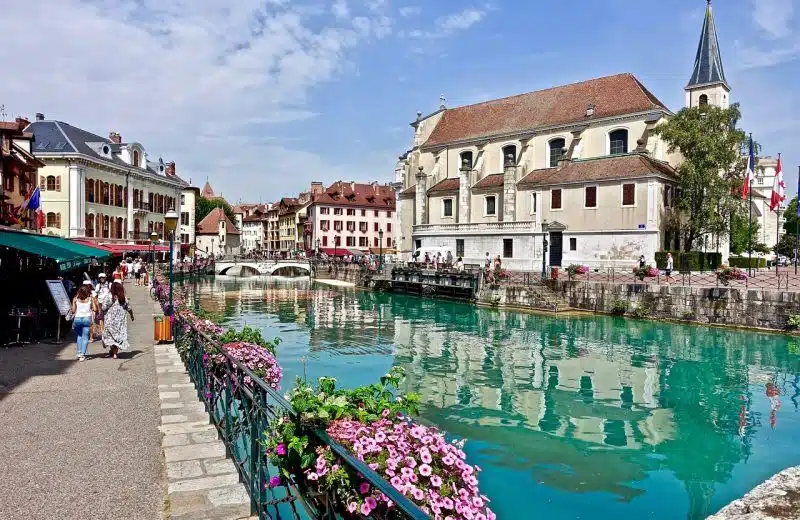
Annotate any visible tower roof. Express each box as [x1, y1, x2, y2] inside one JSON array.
[[201, 181, 215, 198], [687, 0, 729, 90]]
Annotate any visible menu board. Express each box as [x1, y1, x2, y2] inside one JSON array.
[[46, 280, 72, 316]]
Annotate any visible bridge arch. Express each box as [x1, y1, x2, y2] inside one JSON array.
[[269, 262, 311, 276]]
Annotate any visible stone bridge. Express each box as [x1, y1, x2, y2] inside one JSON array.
[[214, 260, 311, 276]]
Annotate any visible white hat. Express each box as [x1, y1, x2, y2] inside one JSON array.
[[82, 280, 93, 286], [98, 273, 107, 278]]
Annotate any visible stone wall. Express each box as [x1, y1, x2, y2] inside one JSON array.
[[313, 265, 362, 284], [483, 280, 800, 330]]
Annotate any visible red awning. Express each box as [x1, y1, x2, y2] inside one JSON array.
[[318, 247, 348, 257], [72, 240, 170, 255]]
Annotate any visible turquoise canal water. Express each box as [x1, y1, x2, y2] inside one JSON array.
[[190, 276, 800, 520]]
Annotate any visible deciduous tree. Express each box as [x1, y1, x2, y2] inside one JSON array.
[[196, 196, 238, 229], [652, 104, 750, 251]]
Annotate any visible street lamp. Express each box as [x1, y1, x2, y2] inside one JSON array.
[[164, 208, 179, 316], [541, 221, 549, 280], [334, 232, 339, 259], [315, 238, 320, 257], [378, 228, 384, 271], [150, 231, 159, 284]]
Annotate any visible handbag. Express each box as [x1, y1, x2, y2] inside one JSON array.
[[65, 298, 75, 321]]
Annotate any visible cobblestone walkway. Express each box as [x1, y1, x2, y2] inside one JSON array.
[[155, 341, 254, 520], [0, 283, 164, 520]]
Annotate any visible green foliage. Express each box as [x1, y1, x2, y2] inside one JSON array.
[[630, 305, 650, 319], [264, 367, 420, 476], [652, 104, 751, 251], [219, 325, 279, 354], [681, 311, 696, 321], [728, 256, 767, 268], [654, 251, 721, 271], [611, 300, 629, 315], [775, 233, 797, 258], [196, 196, 238, 229], [783, 197, 799, 235], [786, 315, 800, 331], [730, 212, 769, 255]]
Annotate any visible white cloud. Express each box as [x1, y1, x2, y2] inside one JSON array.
[[752, 0, 794, 39], [398, 6, 421, 17], [735, 40, 800, 69], [332, 0, 350, 20], [406, 7, 487, 39], [0, 0, 392, 201]]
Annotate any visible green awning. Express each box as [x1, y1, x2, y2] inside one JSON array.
[[31, 234, 111, 260], [0, 230, 110, 272]]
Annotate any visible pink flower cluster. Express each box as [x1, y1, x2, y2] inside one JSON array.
[[319, 415, 495, 520], [217, 341, 282, 390]]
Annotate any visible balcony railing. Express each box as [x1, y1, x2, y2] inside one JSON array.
[[133, 201, 152, 212], [414, 220, 536, 234]]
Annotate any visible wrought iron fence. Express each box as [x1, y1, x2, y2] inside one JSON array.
[[174, 322, 430, 520], [495, 267, 800, 292]]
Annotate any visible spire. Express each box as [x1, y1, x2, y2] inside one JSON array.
[[687, 0, 729, 89]]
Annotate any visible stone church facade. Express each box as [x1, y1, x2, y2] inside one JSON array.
[[396, 1, 733, 269]]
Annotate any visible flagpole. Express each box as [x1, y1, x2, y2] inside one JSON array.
[[747, 133, 754, 278]]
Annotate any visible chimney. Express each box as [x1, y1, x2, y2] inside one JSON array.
[[585, 104, 595, 118], [351, 181, 356, 192], [372, 181, 379, 193], [35, 113, 45, 121], [165, 161, 176, 176], [15, 116, 30, 131], [109, 132, 122, 144]]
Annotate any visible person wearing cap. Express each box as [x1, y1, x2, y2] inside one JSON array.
[[94, 273, 112, 340]]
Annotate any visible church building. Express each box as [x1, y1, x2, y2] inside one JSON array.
[[396, 0, 734, 269]]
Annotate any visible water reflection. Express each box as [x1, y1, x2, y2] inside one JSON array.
[[187, 276, 800, 519]]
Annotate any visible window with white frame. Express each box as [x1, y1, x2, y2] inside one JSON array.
[[609, 129, 628, 155], [442, 198, 454, 218], [549, 138, 566, 168], [484, 196, 496, 216]]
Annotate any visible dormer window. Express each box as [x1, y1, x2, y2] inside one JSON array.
[[133, 149, 140, 167], [102, 144, 110, 156]]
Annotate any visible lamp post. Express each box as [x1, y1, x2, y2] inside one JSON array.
[[334, 233, 339, 259], [315, 238, 320, 257], [378, 228, 384, 271], [150, 231, 158, 284], [541, 221, 549, 281], [164, 209, 179, 316]]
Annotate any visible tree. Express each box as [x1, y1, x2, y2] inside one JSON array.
[[196, 197, 238, 229], [652, 104, 750, 251], [782, 197, 799, 235], [775, 233, 796, 258], [729, 213, 766, 255]]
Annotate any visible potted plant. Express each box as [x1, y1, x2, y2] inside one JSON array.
[[717, 265, 747, 286], [566, 264, 589, 280], [632, 264, 659, 281]]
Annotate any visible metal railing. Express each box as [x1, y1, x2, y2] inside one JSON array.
[[496, 267, 800, 292], [174, 322, 429, 520]]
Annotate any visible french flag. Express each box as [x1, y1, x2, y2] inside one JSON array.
[[769, 153, 785, 212]]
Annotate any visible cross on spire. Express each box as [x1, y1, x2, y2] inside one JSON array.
[[439, 94, 446, 109]]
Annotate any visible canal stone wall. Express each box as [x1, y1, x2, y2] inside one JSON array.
[[490, 281, 800, 330]]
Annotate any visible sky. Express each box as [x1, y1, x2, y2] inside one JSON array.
[[0, 0, 798, 203]]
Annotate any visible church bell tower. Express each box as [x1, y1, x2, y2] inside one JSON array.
[[685, 0, 730, 109]]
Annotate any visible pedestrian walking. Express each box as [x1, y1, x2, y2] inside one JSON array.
[[70, 281, 98, 361], [102, 281, 134, 359], [665, 252, 675, 283], [456, 256, 464, 272]]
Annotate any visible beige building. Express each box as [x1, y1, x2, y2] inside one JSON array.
[[180, 185, 200, 254], [196, 207, 240, 256], [397, 2, 731, 269], [25, 114, 188, 244]]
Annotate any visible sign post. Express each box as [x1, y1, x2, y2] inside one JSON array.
[[45, 280, 71, 344]]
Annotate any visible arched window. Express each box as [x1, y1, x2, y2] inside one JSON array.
[[46, 175, 56, 191], [548, 138, 566, 168], [134, 218, 141, 236], [502, 145, 517, 167], [46, 212, 58, 228], [133, 149, 140, 167], [609, 129, 628, 155], [86, 213, 94, 237], [103, 215, 110, 238], [459, 151, 473, 170], [116, 217, 124, 238], [699, 94, 708, 106]]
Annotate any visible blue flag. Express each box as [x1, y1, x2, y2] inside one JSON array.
[[25, 186, 41, 211]]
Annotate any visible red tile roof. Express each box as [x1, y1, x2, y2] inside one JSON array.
[[427, 178, 460, 194], [424, 74, 668, 147], [399, 185, 416, 197], [472, 173, 504, 190], [517, 154, 677, 187], [196, 207, 241, 235], [201, 181, 216, 198], [310, 181, 396, 209]]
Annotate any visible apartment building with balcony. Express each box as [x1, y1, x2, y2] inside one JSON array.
[[25, 114, 189, 244], [0, 117, 44, 229]]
